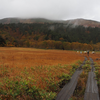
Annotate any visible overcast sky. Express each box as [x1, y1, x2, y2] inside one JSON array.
[[0, 0, 100, 21]]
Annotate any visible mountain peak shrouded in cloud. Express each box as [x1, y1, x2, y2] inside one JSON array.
[[0, 0, 100, 21], [65, 18, 100, 28], [0, 17, 63, 24], [1, 18, 100, 28]]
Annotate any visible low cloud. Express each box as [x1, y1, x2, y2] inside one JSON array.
[[0, 0, 100, 21]]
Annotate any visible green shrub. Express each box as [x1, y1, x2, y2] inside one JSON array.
[[76, 60, 82, 64], [72, 64, 78, 70], [0, 79, 57, 100], [85, 60, 91, 64], [48, 81, 60, 92], [58, 73, 71, 80], [0, 80, 42, 99], [82, 64, 91, 72]]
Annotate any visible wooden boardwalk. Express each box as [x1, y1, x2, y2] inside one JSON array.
[[56, 57, 87, 100], [84, 58, 99, 100]]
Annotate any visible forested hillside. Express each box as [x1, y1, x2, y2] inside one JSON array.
[[0, 22, 100, 50]]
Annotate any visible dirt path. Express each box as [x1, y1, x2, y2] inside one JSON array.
[[84, 58, 99, 100], [56, 57, 87, 100]]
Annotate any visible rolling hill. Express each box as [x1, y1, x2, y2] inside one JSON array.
[[0, 18, 62, 24], [0, 18, 100, 28], [65, 18, 100, 28]]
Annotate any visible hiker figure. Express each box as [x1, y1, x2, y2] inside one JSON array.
[[87, 50, 89, 56]]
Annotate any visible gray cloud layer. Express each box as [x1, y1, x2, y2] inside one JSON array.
[[0, 0, 100, 21]]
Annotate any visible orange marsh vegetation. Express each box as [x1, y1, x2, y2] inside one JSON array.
[[0, 47, 84, 90], [0, 47, 84, 67]]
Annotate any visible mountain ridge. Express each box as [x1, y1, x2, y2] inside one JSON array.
[[0, 17, 63, 24], [65, 18, 100, 28], [0, 17, 100, 28]]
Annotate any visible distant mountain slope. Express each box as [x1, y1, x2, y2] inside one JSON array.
[[0, 18, 100, 28], [1, 19, 100, 48], [65, 18, 100, 28], [0, 18, 62, 24]]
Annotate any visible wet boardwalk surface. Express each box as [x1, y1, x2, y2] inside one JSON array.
[[56, 57, 87, 100], [84, 58, 99, 100], [56, 57, 100, 100]]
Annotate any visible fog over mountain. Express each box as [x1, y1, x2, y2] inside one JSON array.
[[0, 18, 100, 28], [0, 0, 100, 22]]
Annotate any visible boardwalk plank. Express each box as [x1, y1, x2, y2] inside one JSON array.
[[56, 71, 82, 100], [84, 58, 99, 100], [84, 93, 99, 100], [56, 58, 87, 100]]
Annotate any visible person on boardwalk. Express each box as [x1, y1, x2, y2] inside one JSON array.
[[87, 50, 89, 56]]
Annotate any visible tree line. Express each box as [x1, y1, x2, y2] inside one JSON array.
[[0, 23, 100, 50]]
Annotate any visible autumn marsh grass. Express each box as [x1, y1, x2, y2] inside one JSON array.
[[0, 62, 82, 99], [0, 47, 84, 99]]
